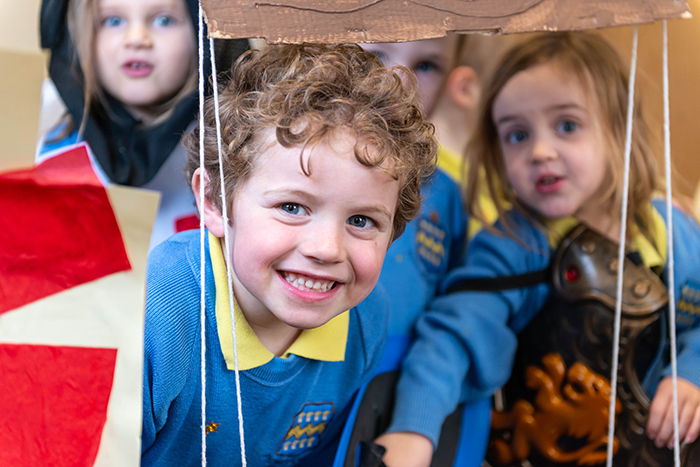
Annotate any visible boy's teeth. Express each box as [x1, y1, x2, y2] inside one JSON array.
[[284, 272, 334, 293]]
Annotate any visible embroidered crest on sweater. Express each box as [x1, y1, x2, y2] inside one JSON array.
[[277, 402, 335, 456], [677, 279, 700, 329], [416, 211, 447, 273]]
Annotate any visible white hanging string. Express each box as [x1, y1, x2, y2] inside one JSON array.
[[662, 19, 682, 467], [606, 25, 638, 467], [197, 2, 207, 466], [209, 35, 248, 466]]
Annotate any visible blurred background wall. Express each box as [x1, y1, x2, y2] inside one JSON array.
[[0, 0, 44, 170], [0, 0, 42, 53], [600, 15, 700, 202]]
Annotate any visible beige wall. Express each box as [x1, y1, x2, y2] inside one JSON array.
[[0, 0, 44, 170], [0, 0, 42, 53], [599, 3, 700, 200]]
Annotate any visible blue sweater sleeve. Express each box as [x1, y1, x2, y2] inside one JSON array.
[[659, 205, 700, 389], [142, 233, 202, 453], [387, 217, 552, 447], [355, 283, 390, 379]]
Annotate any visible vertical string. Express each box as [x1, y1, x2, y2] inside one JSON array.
[[209, 36, 248, 466], [197, 2, 207, 466], [606, 25, 638, 467], [662, 19, 682, 467]]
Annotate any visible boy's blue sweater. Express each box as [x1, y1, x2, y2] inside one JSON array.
[[379, 156, 466, 339], [141, 231, 387, 466]]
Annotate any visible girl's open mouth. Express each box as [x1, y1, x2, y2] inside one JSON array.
[[123, 61, 154, 78], [536, 175, 564, 194]]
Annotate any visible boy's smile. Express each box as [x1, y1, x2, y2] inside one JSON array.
[[202, 127, 399, 352]]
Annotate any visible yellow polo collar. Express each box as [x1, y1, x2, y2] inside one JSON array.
[[546, 206, 667, 269], [208, 233, 349, 371], [436, 145, 463, 184]]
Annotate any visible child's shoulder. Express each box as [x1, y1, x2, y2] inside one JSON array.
[[354, 282, 389, 315], [353, 283, 389, 326], [348, 283, 389, 358], [38, 120, 80, 157], [471, 209, 548, 250], [424, 166, 462, 202], [459, 210, 551, 280], [649, 198, 700, 246], [146, 230, 203, 303], [148, 229, 200, 267], [144, 231, 206, 351]]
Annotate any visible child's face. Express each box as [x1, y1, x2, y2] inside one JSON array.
[[95, 0, 195, 120], [492, 62, 609, 224], [360, 36, 459, 116], [222, 127, 398, 331]]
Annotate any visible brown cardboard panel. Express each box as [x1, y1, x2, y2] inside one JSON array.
[[202, 0, 690, 43], [0, 50, 45, 171]]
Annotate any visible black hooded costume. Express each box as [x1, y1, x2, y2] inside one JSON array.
[[39, 0, 248, 187]]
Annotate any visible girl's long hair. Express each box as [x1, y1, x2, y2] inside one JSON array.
[[466, 32, 661, 244]]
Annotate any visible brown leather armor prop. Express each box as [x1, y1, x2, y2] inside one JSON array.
[[485, 225, 700, 467]]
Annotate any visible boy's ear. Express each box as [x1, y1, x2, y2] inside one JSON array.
[[191, 168, 227, 238], [446, 65, 480, 111]]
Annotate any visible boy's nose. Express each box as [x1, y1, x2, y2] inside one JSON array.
[[124, 23, 153, 48], [301, 222, 346, 264]]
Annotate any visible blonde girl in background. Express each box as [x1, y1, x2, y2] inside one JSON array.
[[38, 0, 247, 249], [377, 32, 700, 467]]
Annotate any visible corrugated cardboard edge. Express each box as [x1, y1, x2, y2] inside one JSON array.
[[202, 0, 691, 43]]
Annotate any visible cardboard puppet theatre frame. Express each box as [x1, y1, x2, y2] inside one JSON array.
[[201, 0, 690, 42]]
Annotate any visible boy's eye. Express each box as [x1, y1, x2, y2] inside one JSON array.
[[153, 15, 175, 27], [279, 203, 307, 216], [347, 215, 374, 229], [506, 130, 528, 144], [102, 16, 124, 27], [557, 120, 578, 133]]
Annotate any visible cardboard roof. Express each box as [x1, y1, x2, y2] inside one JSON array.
[[202, 0, 691, 43]]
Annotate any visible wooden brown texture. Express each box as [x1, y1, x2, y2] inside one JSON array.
[[201, 0, 690, 43]]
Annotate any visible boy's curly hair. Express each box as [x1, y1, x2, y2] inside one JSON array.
[[185, 43, 437, 239]]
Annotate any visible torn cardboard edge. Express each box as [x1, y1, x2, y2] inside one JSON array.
[[202, 0, 691, 44]]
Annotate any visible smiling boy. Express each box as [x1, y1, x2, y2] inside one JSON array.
[[140, 44, 436, 466]]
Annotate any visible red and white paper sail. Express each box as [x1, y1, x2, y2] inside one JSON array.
[[0, 143, 159, 467], [0, 144, 131, 313]]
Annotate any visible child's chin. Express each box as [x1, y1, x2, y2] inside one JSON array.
[[279, 311, 338, 331], [535, 205, 576, 220]]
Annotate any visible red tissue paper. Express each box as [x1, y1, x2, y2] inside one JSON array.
[[0, 343, 118, 467], [0, 145, 131, 314]]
